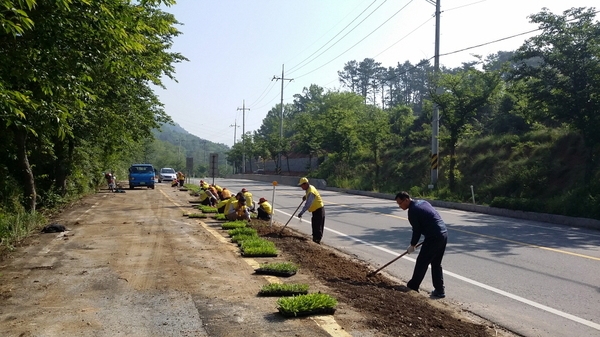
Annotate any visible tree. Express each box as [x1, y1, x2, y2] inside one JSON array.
[[0, 0, 185, 211], [430, 68, 501, 191], [511, 7, 600, 182]]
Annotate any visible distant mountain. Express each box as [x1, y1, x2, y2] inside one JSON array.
[[153, 122, 230, 170]]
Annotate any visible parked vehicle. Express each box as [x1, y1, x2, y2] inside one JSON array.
[[158, 167, 177, 183], [128, 164, 155, 189]]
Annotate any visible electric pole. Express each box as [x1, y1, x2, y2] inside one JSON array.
[[237, 100, 250, 173], [229, 120, 240, 174], [428, 0, 441, 188], [272, 64, 293, 175], [229, 119, 240, 145]]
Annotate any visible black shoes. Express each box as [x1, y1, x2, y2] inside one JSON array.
[[312, 239, 321, 244], [430, 289, 446, 298]]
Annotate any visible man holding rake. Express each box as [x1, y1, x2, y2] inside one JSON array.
[[395, 191, 448, 298]]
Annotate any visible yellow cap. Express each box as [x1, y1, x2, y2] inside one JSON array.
[[298, 177, 309, 185]]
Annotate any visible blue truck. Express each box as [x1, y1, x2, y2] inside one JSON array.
[[128, 164, 156, 189]]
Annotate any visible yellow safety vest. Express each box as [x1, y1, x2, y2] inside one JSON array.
[[305, 185, 324, 212], [243, 191, 253, 206], [260, 201, 273, 215], [224, 197, 237, 214]]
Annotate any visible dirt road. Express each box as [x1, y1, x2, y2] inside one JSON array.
[[0, 183, 516, 337]]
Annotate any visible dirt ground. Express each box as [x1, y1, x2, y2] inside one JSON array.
[[0, 183, 518, 337]]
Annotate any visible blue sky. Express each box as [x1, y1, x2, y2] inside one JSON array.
[[154, 0, 598, 147]]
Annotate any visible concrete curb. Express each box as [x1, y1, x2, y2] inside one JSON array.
[[228, 174, 600, 230]]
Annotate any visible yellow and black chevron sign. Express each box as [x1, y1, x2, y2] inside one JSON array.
[[430, 153, 438, 170]]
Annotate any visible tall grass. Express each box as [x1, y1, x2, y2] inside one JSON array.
[[0, 210, 46, 249]]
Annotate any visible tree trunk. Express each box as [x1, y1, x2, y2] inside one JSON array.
[[449, 139, 457, 192], [54, 138, 69, 195], [12, 125, 37, 212]]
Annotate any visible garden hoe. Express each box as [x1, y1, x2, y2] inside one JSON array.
[[367, 242, 423, 278], [278, 200, 305, 237]]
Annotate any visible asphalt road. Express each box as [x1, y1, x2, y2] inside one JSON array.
[[193, 177, 600, 337]]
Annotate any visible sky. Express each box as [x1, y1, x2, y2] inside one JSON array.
[[154, 0, 598, 148]]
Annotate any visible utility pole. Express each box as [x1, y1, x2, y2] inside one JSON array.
[[428, 0, 441, 188], [229, 119, 240, 145], [229, 120, 240, 173], [272, 64, 293, 175], [237, 100, 250, 174]]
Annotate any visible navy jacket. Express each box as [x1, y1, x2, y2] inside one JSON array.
[[407, 200, 448, 246]]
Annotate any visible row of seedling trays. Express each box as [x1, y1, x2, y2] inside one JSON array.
[[222, 220, 338, 317], [185, 205, 256, 220]]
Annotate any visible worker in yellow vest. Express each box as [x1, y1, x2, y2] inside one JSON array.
[[240, 188, 255, 212], [199, 188, 217, 207], [257, 197, 272, 221], [226, 196, 250, 222], [297, 177, 325, 244]]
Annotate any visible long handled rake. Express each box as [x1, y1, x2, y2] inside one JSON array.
[[367, 242, 423, 277], [278, 200, 305, 237]]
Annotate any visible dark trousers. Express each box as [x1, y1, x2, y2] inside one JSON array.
[[311, 207, 325, 243], [407, 232, 447, 292], [257, 208, 271, 221]]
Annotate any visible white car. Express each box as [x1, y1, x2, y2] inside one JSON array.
[[158, 167, 177, 183]]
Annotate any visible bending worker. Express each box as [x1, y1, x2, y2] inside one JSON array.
[[257, 197, 272, 221], [297, 177, 325, 244], [395, 191, 448, 298]]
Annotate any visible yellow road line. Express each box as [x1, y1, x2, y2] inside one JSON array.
[[450, 227, 600, 261]]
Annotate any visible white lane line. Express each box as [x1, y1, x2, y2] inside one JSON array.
[[276, 210, 600, 332]]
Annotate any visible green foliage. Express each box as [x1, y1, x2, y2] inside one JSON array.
[[0, 210, 45, 248], [258, 262, 298, 273], [215, 213, 226, 220], [188, 213, 207, 218], [276, 293, 337, 315]]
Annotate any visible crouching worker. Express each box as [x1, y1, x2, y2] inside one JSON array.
[[257, 198, 272, 221], [217, 194, 236, 214], [199, 188, 217, 207], [226, 197, 250, 222]]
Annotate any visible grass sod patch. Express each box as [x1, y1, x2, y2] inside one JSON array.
[[258, 283, 309, 297], [277, 293, 337, 317], [188, 213, 208, 218], [215, 213, 226, 220], [199, 205, 218, 213], [227, 227, 257, 237], [240, 237, 278, 257], [221, 221, 247, 229], [231, 233, 258, 244], [255, 262, 298, 277]]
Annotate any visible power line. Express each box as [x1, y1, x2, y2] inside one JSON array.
[[287, 0, 380, 74], [287, 0, 392, 76], [294, 0, 415, 79], [444, 0, 487, 12], [372, 14, 435, 59], [248, 79, 277, 108]]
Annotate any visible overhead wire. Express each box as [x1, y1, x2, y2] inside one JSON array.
[[247, 79, 277, 108], [287, 0, 391, 76], [286, 0, 380, 74], [294, 0, 415, 80], [372, 14, 435, 59]]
